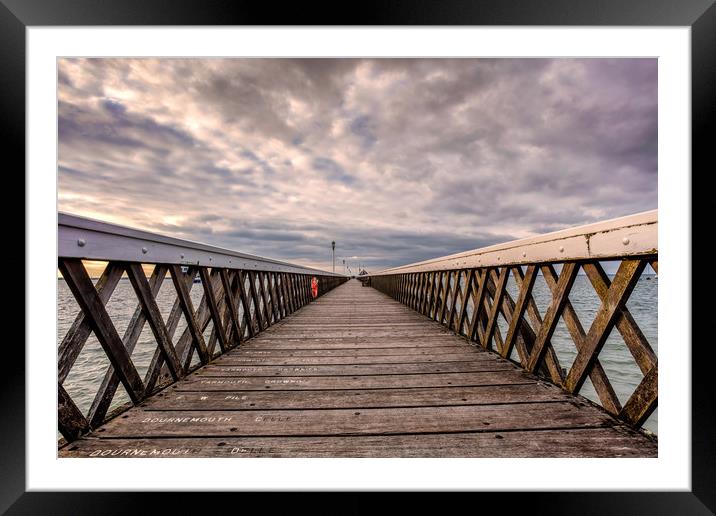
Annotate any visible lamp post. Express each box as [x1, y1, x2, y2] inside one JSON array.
[[331, 241, 335, 273]]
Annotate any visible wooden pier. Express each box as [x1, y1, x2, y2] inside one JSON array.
[[60, 279, 656, 458]]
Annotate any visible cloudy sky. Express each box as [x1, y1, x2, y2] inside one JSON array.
[[58, 58, 657, 273]]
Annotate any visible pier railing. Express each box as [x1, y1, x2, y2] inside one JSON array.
[[368, 211, 658, 430], [57, 213, 346, 443]]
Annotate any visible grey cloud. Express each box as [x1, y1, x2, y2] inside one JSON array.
[[58, 58, 657, 272], [312, 157, 355, 185]]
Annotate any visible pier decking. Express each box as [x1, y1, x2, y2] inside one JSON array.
[[60, 280, 656, 458]]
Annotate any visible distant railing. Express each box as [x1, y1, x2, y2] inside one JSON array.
[[368, 210, 658, 430], [57, 213, 347, 443]]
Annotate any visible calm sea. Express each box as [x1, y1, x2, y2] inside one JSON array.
[[57, 274, 658, 434]]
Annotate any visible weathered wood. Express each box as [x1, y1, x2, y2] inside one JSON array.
[[222, 346, 472, 356], [60, 428, 656, 458], [86, 265, 169, 427], [446, 270, 462, 331], [415, 272, 426, 313], [541, 264, 621, 415], [582, 261, 657, 375], [125, 263, 183, 380], [455, 269, 475, 336], [58, 259, 145, 403], [500, 265, 536, 360], [92, 403, 614, 438], [176, 370, 533, 391], [275, 273, 286, 317], [199, 361, 514, 377], [502, 267, 563, 384], [240, 339, 477, 349], [58, 384, 90, 441], [58, 263, 124, 384], [526, 262, 579, 374], [143, 267, 196, 394], [237, 270, 255, 338], [199, 268, 230, 354], [220, 269, 243, 347], [467, 269, 488, 344], [260, 272, 275, 325], [430, 272, 442, 319], [214, 351, 500, 366], [246, 271, 263, 332], [257, 272, 271, 327], [483, 268, 509, 351], [268, 273, 281, 323], [62, 280, 655, 457], [564, 259, 647, 393], [508, 266, 546, 371], [142, 383, 569, 410], [619, 366, 657, 427], [169, 264, 210, 365]]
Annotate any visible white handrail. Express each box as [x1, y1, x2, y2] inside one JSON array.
[[368, 210, 657, 276], [58, 212, 346, 277]]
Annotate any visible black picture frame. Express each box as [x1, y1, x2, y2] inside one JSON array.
[[5, 0, 711, 513]]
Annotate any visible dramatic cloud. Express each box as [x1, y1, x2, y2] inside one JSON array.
[[58, 58, 657, 272]]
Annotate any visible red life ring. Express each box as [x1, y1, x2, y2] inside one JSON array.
[[311, 277, 319, 298]]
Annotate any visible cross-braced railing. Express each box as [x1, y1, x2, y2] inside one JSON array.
[[57, 213, 346, 444], [369, 211, 658, 430]]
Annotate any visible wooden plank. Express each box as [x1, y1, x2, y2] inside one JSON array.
[[58, 259, 145, 403], [59, 428, 657, 458], [175, 370, 534, 391], [90, 402, 614, 438], [223, 346, 473, 357], [255, 330, 455, 339], [240, 338, 468, 349], [198, 361, 514, 377], [142, 383, 569, 410], [214, 352, 500, 366]]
